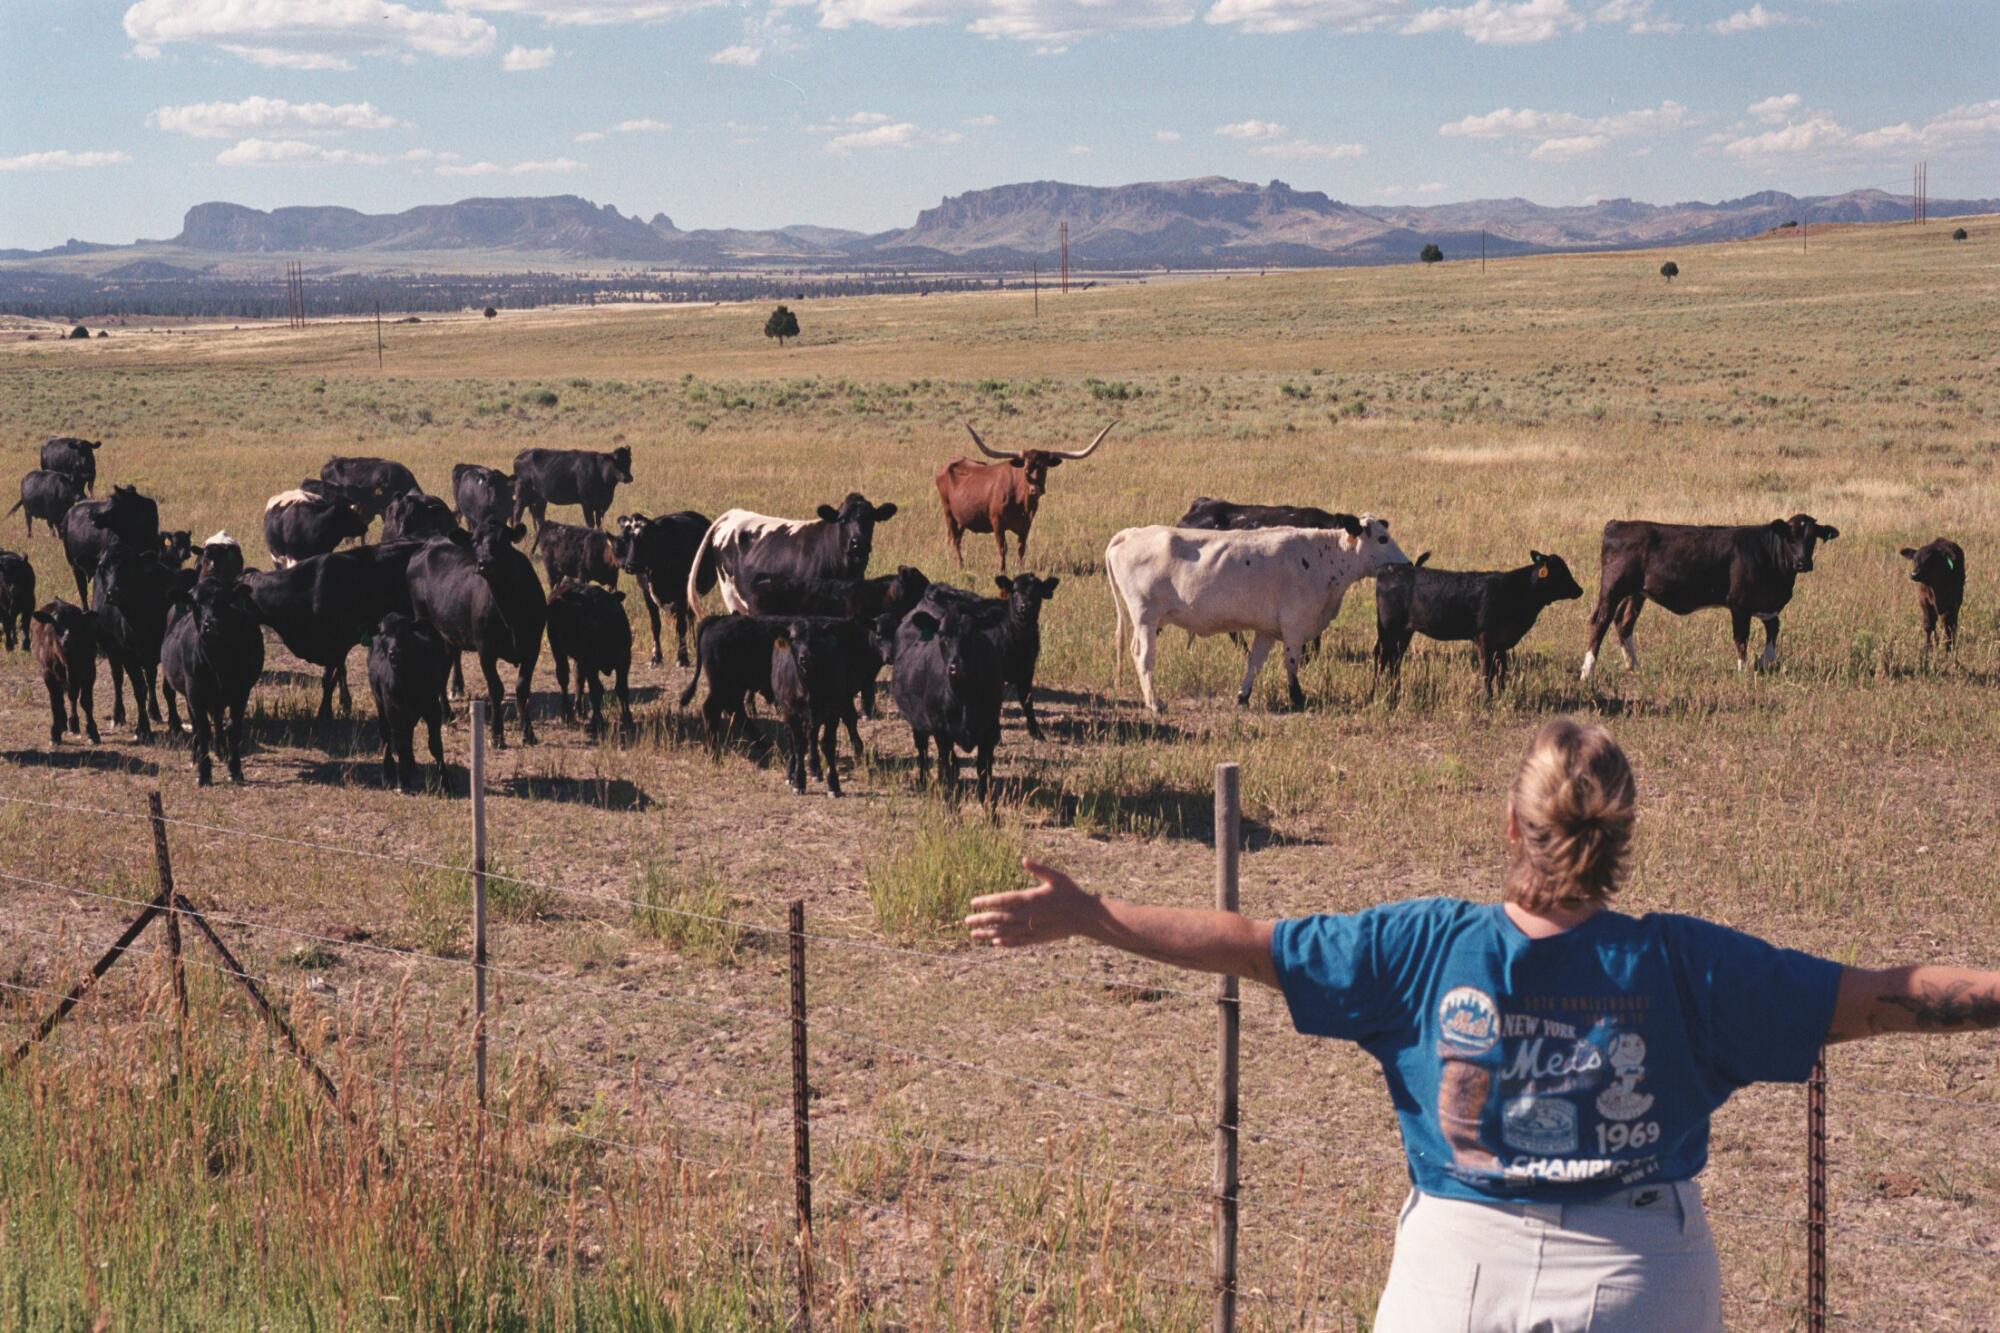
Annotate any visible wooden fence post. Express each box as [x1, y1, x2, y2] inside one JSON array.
[[147, 792, 187, 1023], [471, 699, 489, 1110], [1213, 762, 1241, 1333], [790, 898, 813, 1331], [1807, 1052, 1827, 1332]]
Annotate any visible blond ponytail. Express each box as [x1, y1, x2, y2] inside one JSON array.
[[1505, 718, 1637, 911]]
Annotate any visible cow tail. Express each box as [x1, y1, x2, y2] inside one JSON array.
[[677, 621, 708, 708], [3, 499, 20, 518], [1106, 555, 1127, 687], [686, 514, 727, 609]]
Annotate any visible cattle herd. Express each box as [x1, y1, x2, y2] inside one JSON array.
[[0, 427, 1973, 801]]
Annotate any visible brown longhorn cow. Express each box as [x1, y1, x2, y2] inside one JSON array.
[[934, 421, 1116, 571]]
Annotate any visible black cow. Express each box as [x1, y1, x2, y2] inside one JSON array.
[[161, 580, 265, 786], [612, 511, 708, 666], [30, 600, 100, 745], [1581, 514, 1840, 676], [10, 470, 83, 538], [1374, 551, 1584, 699], [381, 491, 460, 544], [744, 566, 931, 622], [0, 549, 35, 650], [920, 574, 1060, 739], [452, 464, 519, 530], [545, 580, 633, 736], [408, 521, 547, 748], [320, 456, 420, 520], [265, 492, 371, 567], [687, 494, 899, 614], [512, 446, 632, 529], [1900, 538, 1966, 653], [60, 486, 160, 606], [159, 530, 194, 570], [771, 618, 853, 797], [92, 545, 180, 740], [1177, 497, 1364, 537], [534, 522, 619, 590], [884, 604, 1004, 803], [367, 612, 453, 794], [678, 614, 784, 748], [243, 541, 426, 724], [39, 437, 101, 495]]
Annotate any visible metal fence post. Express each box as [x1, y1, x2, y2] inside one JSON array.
[[1808, 1052, 1827, 1332], [789, 898, 814, 1330], [1213, 762, 1241, 1333], [471, 699, 488, 1109]]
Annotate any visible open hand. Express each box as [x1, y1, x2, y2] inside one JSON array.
[[965, 859, 1097, 949]]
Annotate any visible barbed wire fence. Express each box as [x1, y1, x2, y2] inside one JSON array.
[[2, 716, 1996, 1330]]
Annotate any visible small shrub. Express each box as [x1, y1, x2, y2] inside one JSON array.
[[524, 388, 559, 408], [401, 849, 550, 957], [632, 859, 742, 965], [69, 324, 90, 340], [866, 813, 1024, 940]]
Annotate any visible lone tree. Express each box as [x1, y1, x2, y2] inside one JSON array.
[[764, 303, 800, 347], [68, 324, 90, 340], [483, 306, 498, 319], [1954, 227, 1969, 242], [1660, 261, 1680, 282], [1419, 243, 1444, 265]]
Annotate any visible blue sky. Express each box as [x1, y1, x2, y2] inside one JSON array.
[[1, 0, 1994, 248]]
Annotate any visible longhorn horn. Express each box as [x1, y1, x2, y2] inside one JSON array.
[[966, 422, 1019, 462], [1050, 419, 1119, 461]]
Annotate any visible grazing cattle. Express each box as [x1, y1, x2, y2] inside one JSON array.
[[39, 437, 102, 494], [196, 531, 245, 587], [92, 546, 181, 740], [380, 491, 460, 544], [922, 574, 1060, 739], [158, 530, 194, 570], [611, 511, 708, 666], [512, 446, 632, 528], [243, 542, 425, 724], [1176, 497, 1364, 537], [679, 614, 784, 747], [30, 600, 100, 745], [59, 485, 160, 605], [1900, 538, 1966, 653], [265, 490, 371, 568], [1374, 551, 1584, 699], [0, 550, 35, 650], [745, 565, 931, 622], [367, 612, 452, 794], [1105, 517, 1410, 713], [452, 464, 519, 530], [160, 580, 264, 786], [533, 521, 619, 589], [687, 494, 899, 615], [10, 469, 83, 538], [545, 580, 634, 736], [884, 605, 1005, 803], [1580, 515, 1840, 677], [408, 521, 547, 748], [320, 456, 419, 520], [771, 618, 853, 797], [935, 421, 1116, 571]]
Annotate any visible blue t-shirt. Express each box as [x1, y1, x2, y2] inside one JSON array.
[[1270, 899, 1841, 1202]]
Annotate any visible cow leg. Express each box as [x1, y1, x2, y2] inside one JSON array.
[[479, 651, 509, 747], [72, 565, 90, 608], [43, 676, 65, 745], [1016, 528, 1029, 568], [316, 664, 340, 724], [161, 672, 182, 735], [514, 645, 540, 746], [842, 697, 864, 758], [146, 665, 164, 723], [379, 706, 400, 790], [1615, 595, 1644, 670], [944, 514, 965, 568], [1757, 614, 1780, 671], [1019, 682, 1043, 742], [910, 730, 931, 788], [1581, 578, 1633, 679], [1283, 639, 1308, 711], [552, 653, 574, 724], [1131, 621, 1164, 714], [802, 710, 825, 784], [221, 699, 246, 784], [448, 654, 466, 700], [1477, 637, 1499, 701], [394, 712, 421, 793], [783, 714, 807, 794], [1943, 608, 1958, 652], [1730, 608, 1753, 671], [336, 661, 353, 716], [188, 700, 213, 788], [423, 708, 446, 792], [939, 739, 961, 802], [129, 664, 154, 743], [585, 669, 606, 738], [76, 671, 99, 744], [671, 600, 694, 668], [819, 718, 842, 799], [614, 665, 633, 732], [639, 583, 665, 665], [976, 741, 994, 806], [1496, 649, 1513, 694], [994, 529, 1009, 574], [104, 652, 127, 727], [1237, 634, 1278, 709], [1920, 603, 1938, 653]]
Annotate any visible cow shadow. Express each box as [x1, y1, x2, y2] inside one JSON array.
[[1034, 711, 1188, 746], [294, 757, 467, 797], [248, 709, 380, 754], [496, 773, 653, 811], [1019, 778, 1299, 847], [0, 747, 159, 776]]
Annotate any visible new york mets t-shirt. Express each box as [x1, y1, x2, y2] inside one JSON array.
[[1270, 899, 1841, 1203]]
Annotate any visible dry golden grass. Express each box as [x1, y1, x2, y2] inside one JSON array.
[[3, 217, 1999, 1329]]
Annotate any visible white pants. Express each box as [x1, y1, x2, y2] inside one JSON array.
[[1374, 1181, 1724, 1333]]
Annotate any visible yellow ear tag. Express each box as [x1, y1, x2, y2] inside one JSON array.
[[1537, 566, 1549, 579]]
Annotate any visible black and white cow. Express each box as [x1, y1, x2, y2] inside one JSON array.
[[1580, 515, 1839, 677], [512, 446, 632, 529], [686, 494, 899, 615], [1374, 551, 1584, 698]]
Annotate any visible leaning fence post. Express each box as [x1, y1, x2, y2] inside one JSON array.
[[1213, 762, 1241, 1333], [471, 699, 489, 1110], [789, 897, 814, 1331], [1807, 1052, 1827, 1332], [147, 792, 187, 1024]]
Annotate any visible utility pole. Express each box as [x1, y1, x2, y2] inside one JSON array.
[[374, 300, 384, 370], [1059, 221, 1070, 294]]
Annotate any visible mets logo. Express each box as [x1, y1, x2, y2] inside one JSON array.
[[1438, 986, 1500, 1055]]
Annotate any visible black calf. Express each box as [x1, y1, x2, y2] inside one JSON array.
[[1900, 539, 1965, 654], [1375, 551, 1583, 699], [0, 550, 36, 650], [30, 600, 100, 745], [161, 580, 265, 786], [772, 618, 853, 797], [368, 612, 453, 794], [545, 580, 634, 736]]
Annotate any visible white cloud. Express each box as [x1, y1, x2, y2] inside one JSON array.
[[1373, 181, 1448, 196], [1067, 144, 1092, 155], [435, 156, 587, 174], [1529, 133, 1609, 160], [215, 138, 391, 166], [809, 111, 895, 132], [1252, 138, 1366, 159], [574, 130, 605, 142], [1722, 100, 2000, 160], [1591, 0, 1677, 33], [502, 43, 555, 69], [0, 149, 134, 172], [1216, 119, 1287, 139], [1203, 0, 1404, 36], [817, 119, 962, 155], [964, 114, 1000, 127], [124, 0, 496, 67], [816, 0, 1198, 46], [615, 118, 670, 132], [445, 0, 721, 23], [1440, 100, 1691, 160], [709, 43, 763, 64], [1710, 4, 1794, 34], [1748, 93, 1800, 122], [1403, 0, 1584, 44], [150, 98, 400, 139], [1155, 130, 1183, 142]]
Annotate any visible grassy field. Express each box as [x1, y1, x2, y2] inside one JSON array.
[[2, 218, 1999, 1330]]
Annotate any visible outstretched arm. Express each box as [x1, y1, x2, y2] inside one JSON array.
[[966, 860, 1278, 989], [1828, 965, 2000, 1044]]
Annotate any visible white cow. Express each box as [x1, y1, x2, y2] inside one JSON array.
[[685, 509, 812, 614], [1105, 516, 1410, 713]]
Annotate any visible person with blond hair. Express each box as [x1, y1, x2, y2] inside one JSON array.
[[966, 717, 2000, 1330]]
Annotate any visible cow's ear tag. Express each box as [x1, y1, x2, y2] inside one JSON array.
[[1537, 566, 1549, 579], [1946, 558, 1955, 570]]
